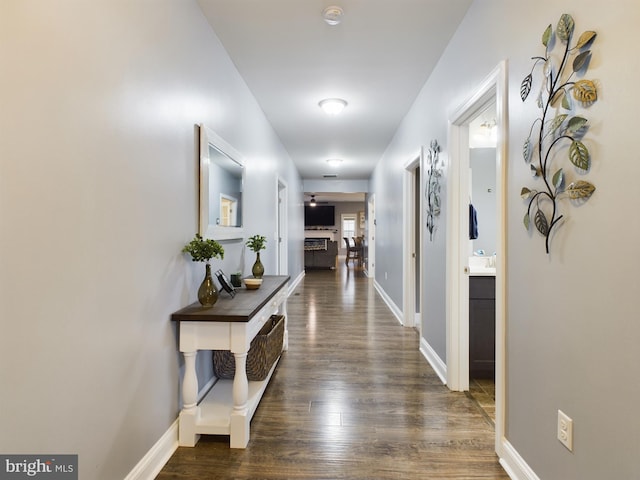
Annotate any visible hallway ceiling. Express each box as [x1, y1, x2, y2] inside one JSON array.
[[197, 0, 473, 181]]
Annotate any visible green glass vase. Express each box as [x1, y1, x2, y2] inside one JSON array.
[[198, 263, 218, 307], [251, 252, 264, 278]]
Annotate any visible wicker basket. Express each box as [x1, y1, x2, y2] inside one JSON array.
[[213, 315, 284, 381]]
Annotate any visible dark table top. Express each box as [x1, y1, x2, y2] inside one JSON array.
[[171, 275, 290, 323]]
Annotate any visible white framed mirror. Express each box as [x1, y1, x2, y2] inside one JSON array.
[[199, 124, 245, 240]]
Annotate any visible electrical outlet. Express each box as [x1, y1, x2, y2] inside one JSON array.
[[557, 410, 573, 451]]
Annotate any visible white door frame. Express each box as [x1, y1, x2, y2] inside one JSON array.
[[276, 177, 288, 275], [446, 61, 508, 457], [403, 154, 422, 329], [366, 195, 375, 278]]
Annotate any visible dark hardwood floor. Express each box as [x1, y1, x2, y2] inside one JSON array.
[[157, 263, 508, 479]]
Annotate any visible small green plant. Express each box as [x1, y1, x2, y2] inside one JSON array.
[[182, 234, 224, 264], [245, 234, 267, 253]]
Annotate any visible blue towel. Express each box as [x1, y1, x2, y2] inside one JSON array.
[[469, 204, 478, 240]]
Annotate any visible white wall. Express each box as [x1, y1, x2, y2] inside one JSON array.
[[372, 1, 640, 478], [370, 147, 409, 306], [0, 2, 302, 479]]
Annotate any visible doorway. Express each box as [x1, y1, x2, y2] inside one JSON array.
[[276, 178, 288, 275], [446, 61, 507, 456], [366, 195, 375, 278], [468, 106, 498, 423], [219, 194, 238, 226], [403, 155, 422, 330]]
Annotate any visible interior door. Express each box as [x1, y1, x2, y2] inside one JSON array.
[[277, 179, 288, 275]]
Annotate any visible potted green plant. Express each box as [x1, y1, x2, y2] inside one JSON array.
[[245, 234, 267, 278], [182, 234, 224, 307]]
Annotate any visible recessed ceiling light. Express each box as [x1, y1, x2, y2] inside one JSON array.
[[322, 6, 344, 26], [319, 98, 347, 115], [326, 158, 343, 167]]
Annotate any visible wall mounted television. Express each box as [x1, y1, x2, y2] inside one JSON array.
[[304, 205, 335, 226]]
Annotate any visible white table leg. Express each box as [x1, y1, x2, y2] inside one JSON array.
[[230, 351, 249, 448], [179, 350, 200, 446]]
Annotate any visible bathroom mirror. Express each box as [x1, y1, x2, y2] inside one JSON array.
[[199, 124, 244, 240]]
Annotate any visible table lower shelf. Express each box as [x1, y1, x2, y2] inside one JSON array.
[[185, 356, 281, 440]]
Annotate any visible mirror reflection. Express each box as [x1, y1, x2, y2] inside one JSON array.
[[208, 144, 243, 227], [199, 124, 245, 240]]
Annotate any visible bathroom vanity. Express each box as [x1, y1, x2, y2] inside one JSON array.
[[469, 274, 495, 378]]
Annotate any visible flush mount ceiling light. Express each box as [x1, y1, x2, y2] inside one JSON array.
[[319, 98, 347, 115], [322, 6, 344, 26], [326, 158, 343, 167]]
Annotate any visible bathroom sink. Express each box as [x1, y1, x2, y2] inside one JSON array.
[[468, 256, 496, 276]]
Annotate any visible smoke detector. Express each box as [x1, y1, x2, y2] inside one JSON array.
[[322, 6, 344, 26]]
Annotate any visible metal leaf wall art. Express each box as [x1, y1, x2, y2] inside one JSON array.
[[425, 140, 442, 241], [520, 13, 598, 254]]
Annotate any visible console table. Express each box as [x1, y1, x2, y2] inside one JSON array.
[[171, 275, 290, 448]]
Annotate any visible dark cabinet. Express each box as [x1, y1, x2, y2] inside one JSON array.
[[469, 276, 495, 379]]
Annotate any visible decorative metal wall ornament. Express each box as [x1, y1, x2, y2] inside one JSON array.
[[520, 13, 598, 254], [425, 140, 443, 241]]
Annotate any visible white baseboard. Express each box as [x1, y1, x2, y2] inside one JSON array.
[[125, 374, 218, 479], [124, 419, 178, 480], [419, 337, 447, 384], [373, 280, 403, 325], [499, 439, 541, 480], [288, 270, 305, 295]]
